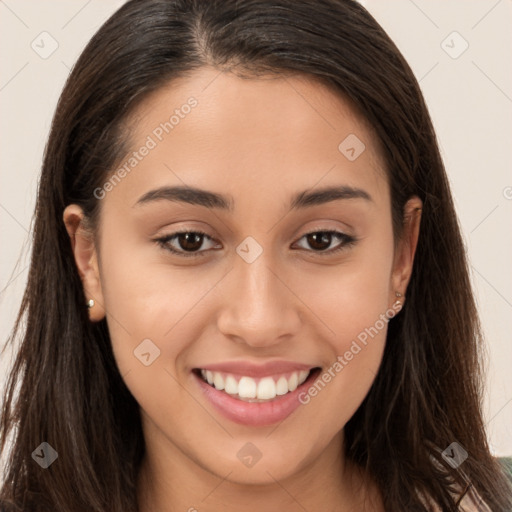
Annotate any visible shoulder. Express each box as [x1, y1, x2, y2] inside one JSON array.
[[415, 448, 496, 511], [456, 483, 493, 512], [417, 482, 492, 512]]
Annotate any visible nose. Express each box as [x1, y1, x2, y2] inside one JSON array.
[[216, 251, 302, 349]]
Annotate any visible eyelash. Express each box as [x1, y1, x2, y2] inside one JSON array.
[[154, 229, 357, 258]]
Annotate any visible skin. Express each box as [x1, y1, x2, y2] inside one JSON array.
[[64, 66, 422, 511]]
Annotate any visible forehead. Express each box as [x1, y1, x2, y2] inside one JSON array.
[[107, 66, 388, 211]]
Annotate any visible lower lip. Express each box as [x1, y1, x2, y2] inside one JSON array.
[[193, 370, 320, 427]]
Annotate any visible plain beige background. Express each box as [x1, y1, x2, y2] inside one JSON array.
[[1, 0, 511, 460]]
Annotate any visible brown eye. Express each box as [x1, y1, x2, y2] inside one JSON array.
[[156, 230, 220, 257], [294, 230, 356, 254], [306, 232, 333, 251], [175, 232, 204, 252]]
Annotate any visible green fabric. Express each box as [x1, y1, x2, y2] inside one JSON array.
[[499, 456, 512, 512], [500, 456, 512, 480]]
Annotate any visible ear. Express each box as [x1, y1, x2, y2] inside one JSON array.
[[63, 204, 105, 322], [389, 196, 423, 307]]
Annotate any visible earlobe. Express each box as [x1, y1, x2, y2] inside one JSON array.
[[63, 204, 106, 322], [390, 196, 423, 306]]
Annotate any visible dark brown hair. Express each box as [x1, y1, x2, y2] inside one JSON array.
[[1, 1, 511, 510]]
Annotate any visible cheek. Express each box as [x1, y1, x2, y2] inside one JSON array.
[[99, 257, 221, 371], [291, 236, 394, 346], [97, 259, 210, 424], [96, 231, 234, 404], [298, 291, 390, 437], [292, 239, 394, 425]]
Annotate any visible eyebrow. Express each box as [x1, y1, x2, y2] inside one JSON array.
[[134, 184, 372, 211]]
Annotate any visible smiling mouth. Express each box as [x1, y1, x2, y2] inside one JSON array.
[[193, 367, 321, 402]]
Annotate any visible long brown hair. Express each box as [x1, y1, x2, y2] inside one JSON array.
[[1, 1, 511, 510]]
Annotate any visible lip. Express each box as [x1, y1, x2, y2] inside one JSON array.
[[198, 360, 315, 378], [193, 364, 321, 427]]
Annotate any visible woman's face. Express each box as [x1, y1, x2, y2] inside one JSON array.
[[66, 66, 420, 486]]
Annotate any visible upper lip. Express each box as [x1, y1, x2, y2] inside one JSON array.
[[195, 360, 318, 378]]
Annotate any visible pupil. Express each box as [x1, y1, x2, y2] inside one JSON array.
[[179, 233, 202, 251], [308, 232, 331, 250]]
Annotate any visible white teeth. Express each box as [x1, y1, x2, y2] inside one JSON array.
[[257, 377, 276, 400], [299, 370, 309, 384], [238, 376, 257, 398], [213, 372, 225, 390], [224, 375, 238, 395], [288, 372, 298, 392], [276, 376, 289, 395], [200, 369, 312, 400]]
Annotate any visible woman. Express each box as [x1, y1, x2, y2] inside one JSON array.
[[1, 0, 511, 510]]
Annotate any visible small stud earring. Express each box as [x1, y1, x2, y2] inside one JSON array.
[[87, 299, 95, 308], [395, 291, 402, 298]]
